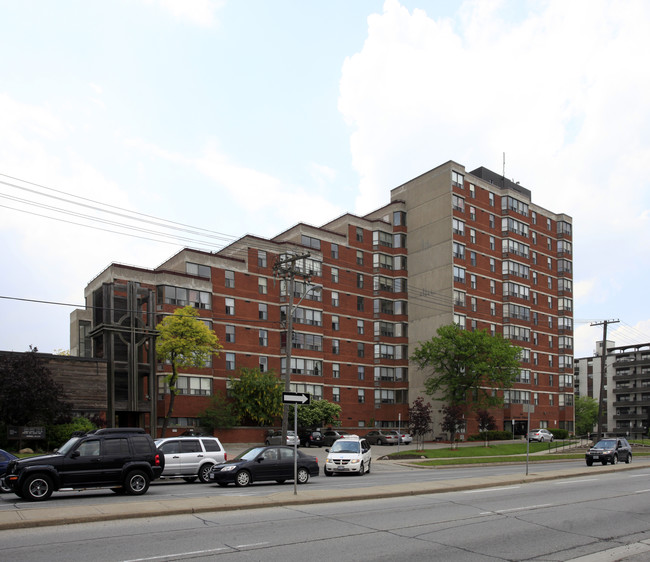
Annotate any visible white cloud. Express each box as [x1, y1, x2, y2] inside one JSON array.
[[143, 0, 225, 28]]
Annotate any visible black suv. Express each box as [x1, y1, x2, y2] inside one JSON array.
[[298, 430, 324, 448], [585, 437, 632, 466], [2, 428, 164, 501]]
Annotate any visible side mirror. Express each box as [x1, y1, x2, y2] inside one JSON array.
[[256, 456, 264, 463], [71, 450, 80, 458], [325, 448, 330, 453]]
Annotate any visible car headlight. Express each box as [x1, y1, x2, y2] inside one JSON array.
[[220, 465, 237, 472], [326, 457, 332, 463], [349, 459, 360, 464]]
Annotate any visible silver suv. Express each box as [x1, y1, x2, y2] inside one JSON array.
[[155, 436, 226, 483]]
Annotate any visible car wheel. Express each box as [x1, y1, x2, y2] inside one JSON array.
[[305, 441, 311, 448], [626, 453, 632, 464], [586, 459, 593, 466], [324, 468, 333, 477], [198, 464, 213, 484], [378, 438, 384, 445], [612, 454, 618, 465], [125, 470, 150, 495], [550, 436, 554, 442], [22, 473, 53, 501], [366, 460, 371, 474], [183, 476, 198, 483], [297, 468, 309, 484], [235, 470, 251, 487], [0, 480, 11, 493], [601, 460, 608, 466], [357, 462, 364, 475]]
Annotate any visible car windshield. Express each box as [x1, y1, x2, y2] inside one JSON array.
[[236, 447, 266, 461], [331, 441, 360, 454], [594, 440, 616, 449], [57, 436, 82, 455]]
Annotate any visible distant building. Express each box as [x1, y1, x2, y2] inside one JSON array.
[[71, 160, 574, 437], [574, 341, 650, 439]]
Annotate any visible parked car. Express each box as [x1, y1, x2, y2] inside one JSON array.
[[322, 429, 352, 447], [389, 431, 413, 445], [155, 436, 226, 483], [209, 445, 318, 487], [298, 429, 324, 448], [1, 428, 164, 501], [0, 449, 19, 493], [527, 429, 554, 442], [585, 438, 632, 466], [364, 430, 399, 445], [265, 430, 300, 447], [324, 435, 371, 476]]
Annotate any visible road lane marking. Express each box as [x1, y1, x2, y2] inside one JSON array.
[[124, 548, 229, 561], [480, 503, 552, 515], [462, 486, 520, 494], [235, 542, 270, 549], [553, 479, 598, 485]]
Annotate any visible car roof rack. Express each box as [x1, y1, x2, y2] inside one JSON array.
[[90, 428, 146, 435]]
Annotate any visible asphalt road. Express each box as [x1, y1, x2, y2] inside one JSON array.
[[4, 467, 650, 561]]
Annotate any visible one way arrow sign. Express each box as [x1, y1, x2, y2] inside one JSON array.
[[282, 391, 311, 405]]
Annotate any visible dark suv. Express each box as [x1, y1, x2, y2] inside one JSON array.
[[1, 428, 164, 501], [298, 430, 324, 448], [585, 437, 632, 466]]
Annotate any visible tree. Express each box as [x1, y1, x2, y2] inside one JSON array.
[[575, 396, 599, 437], [408, 397, 433, 450], [229, 368, 283, 426], [411, 324, 522, 408], [0, 347, 70, 427], [288, 399, 341, 429], [156, 306, 222, 437], [440, 405, 466, 449], [198, 392, 239, 432], [476, 409, 497, 446]]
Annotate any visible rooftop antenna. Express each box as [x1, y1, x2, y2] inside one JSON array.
[[502, 152, 506, 188]]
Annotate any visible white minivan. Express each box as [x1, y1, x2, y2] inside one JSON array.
[[155, 436, 226, 483], [324, 434, 371, 476]]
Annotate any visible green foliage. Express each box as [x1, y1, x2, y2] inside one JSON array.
[[0, 347, 71, 426], [229, 368, 283, 426], [289, 399, 341, 428], [467, 430, 513, 441], [574, 395, 599, 436], [47, 417, 96, 450], [156, 306, 222, 436], [411, 324, 522, 408], [440, 405, 466, 448], [198, 392, 239, 431], [549, 428, 570, 439]]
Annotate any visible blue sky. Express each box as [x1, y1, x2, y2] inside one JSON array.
[[1, 0, 649, 358]]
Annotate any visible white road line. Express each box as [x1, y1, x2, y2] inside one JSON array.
[[235, 542, 270, 549], [634, 489, 650, 494], [480, 503, 552, 515], [123, 548, 229, 561], [553, 478, 598, 485], [462, 486, 520, 494]]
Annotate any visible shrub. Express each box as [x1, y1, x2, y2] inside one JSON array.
[[468, 430, 513, 441], [549, 428, 569, 439], [47, 417, 96, 450]]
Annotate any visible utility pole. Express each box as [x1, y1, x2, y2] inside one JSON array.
[[273, 251, 311, 442], [591, 319, 619, 441]]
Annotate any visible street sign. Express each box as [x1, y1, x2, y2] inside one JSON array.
[[282, 391, 311, 405]]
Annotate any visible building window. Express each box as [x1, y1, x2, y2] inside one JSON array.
[[258, 250, 267, 268], [357, 296, 364, 312], [470, 275, 477, 289], [258, 277, 267, 294], [225, 353, 235, 371], [79, 321, 91, 357], [357, 320, 364, 335], [331, 243, 339, 259], [332, 339, 340, 354], [469, 206, 476, 220], [356, 250, 364, 265], [453, 266, 466, 283], [452, 194, 465, 212], [259, 329, 268, 347], [331, 291, 339, 307], [332, 363, 340, 378], [470, 229, 476, 243], [490, 280, 496, 294], [259, 356, 268, 372], [358, 343, 365, 358], [489, 214, 495, 229], [186, 262, 211, 279], [488, 192, 495, 206], [358, 366, 365, 380], [332, 315, 340, 331], [259, 303, 268, 320], [332, 387, 340, 402], [452, 218, 465, 236], [393, 210, 406, 226], [225, 325, 235, 343], [358, 389, 365, 404], [469, 184, 476, 198], [225, 270, 235, 288], [159, 286, 211, 310], [356, 227, 364, 242], [301, 234, 321, 250], [225, 298, 235, 316], [452, 170, 464, 188], [490, 258, 495, 272], [159, 375, 212, 396]]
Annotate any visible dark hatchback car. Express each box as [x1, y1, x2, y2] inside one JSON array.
[[209, 445, 319, 487], [299, 430, 324, 448], [0, 449, 19, 492], [585, 438, 632, 466]]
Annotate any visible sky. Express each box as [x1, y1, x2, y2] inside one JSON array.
[[1, 0, 649, 359]]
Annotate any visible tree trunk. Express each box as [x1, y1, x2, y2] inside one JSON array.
[[160, 366, 179, 438]]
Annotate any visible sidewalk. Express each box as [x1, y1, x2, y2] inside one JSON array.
[[0, 459, 643, 531]]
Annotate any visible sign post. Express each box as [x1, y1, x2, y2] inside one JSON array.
[[282, 392, 311, 495]]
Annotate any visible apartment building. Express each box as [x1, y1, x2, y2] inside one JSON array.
[[71, 160, 574, 436], [575, 341, 650, 439]]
